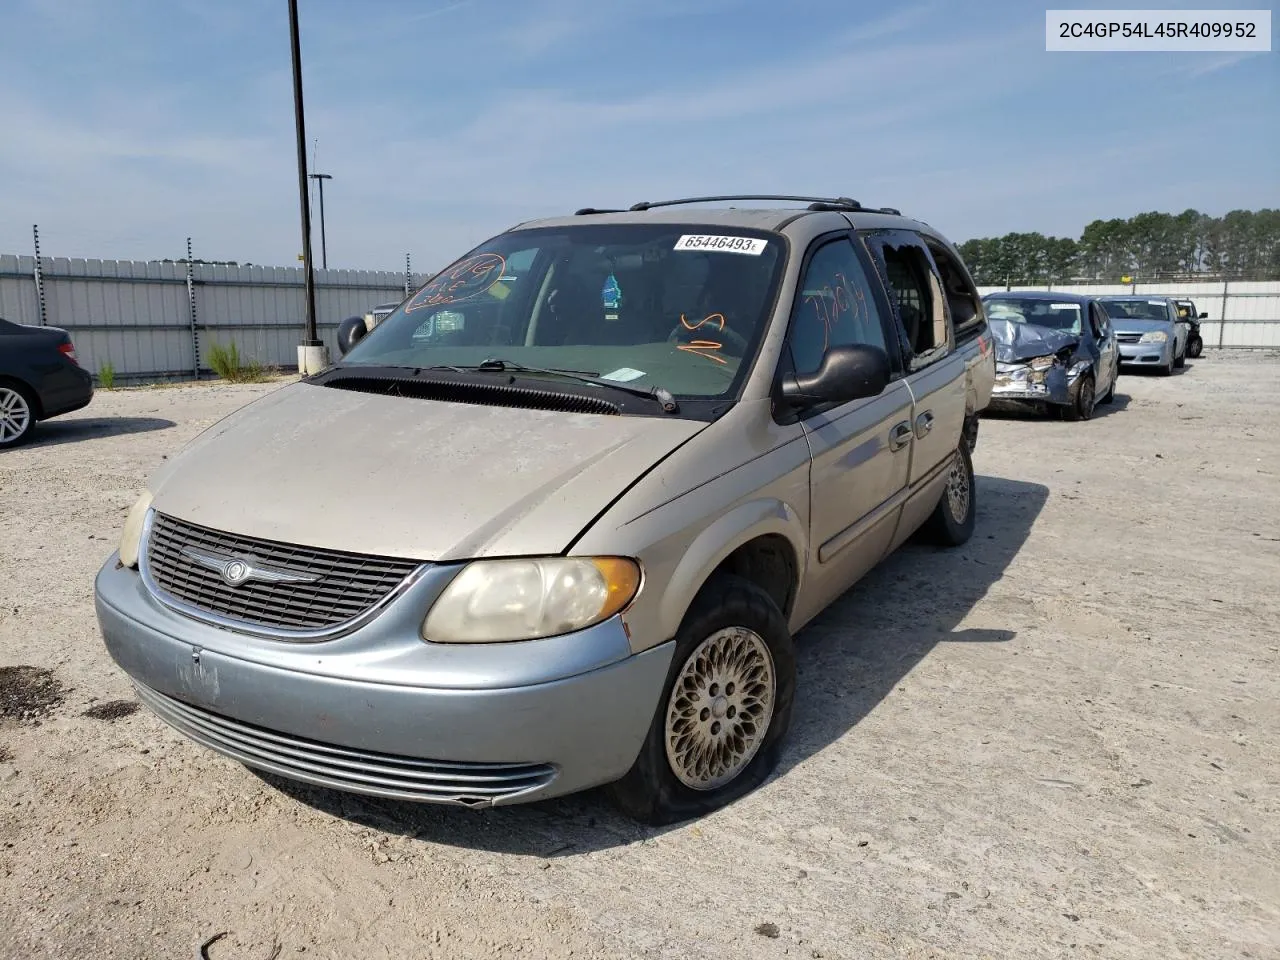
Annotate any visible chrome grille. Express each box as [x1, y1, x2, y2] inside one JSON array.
[[143, 512, 421, 636], [135, 684, 557, 806], [1115, 332, 1142, 344]]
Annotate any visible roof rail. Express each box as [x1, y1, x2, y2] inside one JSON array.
[[627, 194, 862, 212], [574, 207, 625, 216], [873, 206, 902, 215]]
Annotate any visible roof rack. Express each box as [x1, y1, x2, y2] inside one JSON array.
[[574, 207, 625, 216], [627, 194, 863, 212]]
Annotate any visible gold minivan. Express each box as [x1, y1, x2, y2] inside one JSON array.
[[96, 196, 994, 823]]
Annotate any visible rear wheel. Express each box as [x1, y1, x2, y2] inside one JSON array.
[[922, 438, 976, 546], [0, 383, 36, 448], [609, 575, 795, 825]]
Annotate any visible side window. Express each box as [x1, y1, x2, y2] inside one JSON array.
[[1090, 302, 1109, 337], [787, 238, 891, 376], [927, 240, 984, 342], [875, 236, 949, 370]]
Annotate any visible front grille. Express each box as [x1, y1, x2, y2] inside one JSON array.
[[143, 512, 421, 635], [1115, 333, 1142, 343], [135, 684, 557, 806]]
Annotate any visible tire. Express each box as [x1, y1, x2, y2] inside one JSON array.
[[1174, 346, 1186, 370], [921, 438, 976, 547], [608, 574, 796, 825], [1065, 374, 1095, 421], [0, 381, 37, 449], [1187, 335, 1203, 359]]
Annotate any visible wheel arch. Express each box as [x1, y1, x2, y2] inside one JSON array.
[[0, 375, 43, 420], [654, 498, 806, 643]]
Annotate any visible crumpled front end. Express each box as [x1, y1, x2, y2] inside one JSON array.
[[988, 318, 1090, 409], [992, 357, 1073, 406]]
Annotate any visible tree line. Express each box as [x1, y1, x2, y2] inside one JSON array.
[[957, 208, 1280, 285]]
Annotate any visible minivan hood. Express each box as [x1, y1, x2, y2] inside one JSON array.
[[147, 381, 706, 561]]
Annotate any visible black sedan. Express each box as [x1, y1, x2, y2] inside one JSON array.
[[0, 317, 94, 448]]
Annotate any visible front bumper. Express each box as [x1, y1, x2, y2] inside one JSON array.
[[94, 555, 673, 806], [991, 363, 1071, 406], [1118, 342, 1171, 366]]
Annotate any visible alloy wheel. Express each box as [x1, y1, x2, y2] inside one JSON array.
[[0, 387, 32, 444], [664, 627, 776, 791], [945, 451, 970, 523]]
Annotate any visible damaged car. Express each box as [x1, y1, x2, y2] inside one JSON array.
[[981, 292, 1119, 421]]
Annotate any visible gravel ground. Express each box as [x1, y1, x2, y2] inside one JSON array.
[[2, 355, 1278, 960]]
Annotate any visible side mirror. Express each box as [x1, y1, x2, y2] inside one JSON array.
[[1199, 312, 1208, 319], [336, 316, 368, 356], [781, 344, 891, 408]]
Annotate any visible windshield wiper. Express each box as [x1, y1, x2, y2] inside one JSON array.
[[468, 357, 679, 414]]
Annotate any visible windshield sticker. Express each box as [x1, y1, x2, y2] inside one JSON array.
[[1147, 300, 1166, 306], [1051, 303, 1080, 310], [674, 235, 768, 256], [601, 367, 646, 382], [405, 253, 506, 313], [601, 273, 622, 315], [677, 340, 728, 365]]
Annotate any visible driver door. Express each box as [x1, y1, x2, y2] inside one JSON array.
[[786, 233, 913, 626], [1090, 301, 1118, 394]]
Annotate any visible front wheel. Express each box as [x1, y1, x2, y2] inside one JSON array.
[[1187, 335, 1203, 359], [922, 438, 976, 546], [1065, 374, 1095, 421], [608, 575, 795, 825]]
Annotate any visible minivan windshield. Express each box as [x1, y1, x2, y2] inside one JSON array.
[[341, 223, 786, 401]]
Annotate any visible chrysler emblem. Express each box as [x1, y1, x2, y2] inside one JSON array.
[[180, 546, 321, 588]]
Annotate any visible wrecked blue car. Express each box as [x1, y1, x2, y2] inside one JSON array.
[[982, 291, 1120, 421]]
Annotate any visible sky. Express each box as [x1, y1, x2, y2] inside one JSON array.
[[0, 0, 1276, 272]]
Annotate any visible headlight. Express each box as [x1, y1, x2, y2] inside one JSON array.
[[423, 557, 642, 643], [1139, 330, 1168, 343], [119, 491, 153, 568]]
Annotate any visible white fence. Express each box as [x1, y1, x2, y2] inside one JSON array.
[[0, 254, 428, 382], [975, 280, 1280, 350], [2, 252, 1278, 384]]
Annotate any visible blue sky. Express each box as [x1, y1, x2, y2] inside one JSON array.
[[1, 0, 1275, 271]]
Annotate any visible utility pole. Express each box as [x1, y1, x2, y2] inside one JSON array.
[[287, 0, 325, 373], [309, 172, 332, 270]]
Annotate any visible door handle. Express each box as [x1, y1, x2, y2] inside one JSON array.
[[914, 410, 934, 438], [889, 421, 912, 451]]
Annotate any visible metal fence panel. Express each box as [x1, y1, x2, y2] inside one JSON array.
[[0, 251, 425, 381]]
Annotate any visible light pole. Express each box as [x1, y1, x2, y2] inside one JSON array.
[[309, 172, 332, 270], [287, 0, 325, 374]]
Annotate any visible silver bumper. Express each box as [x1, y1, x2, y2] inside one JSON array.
[[1118, 342, 1171, 365], [94, 555, 673, 806]]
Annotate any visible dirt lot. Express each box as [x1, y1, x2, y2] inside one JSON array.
[[2, 354, 1278, 960]]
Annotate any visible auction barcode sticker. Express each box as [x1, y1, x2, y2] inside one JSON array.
[[674, 235, 769, 256], [1046, 9, 1271, 51]]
